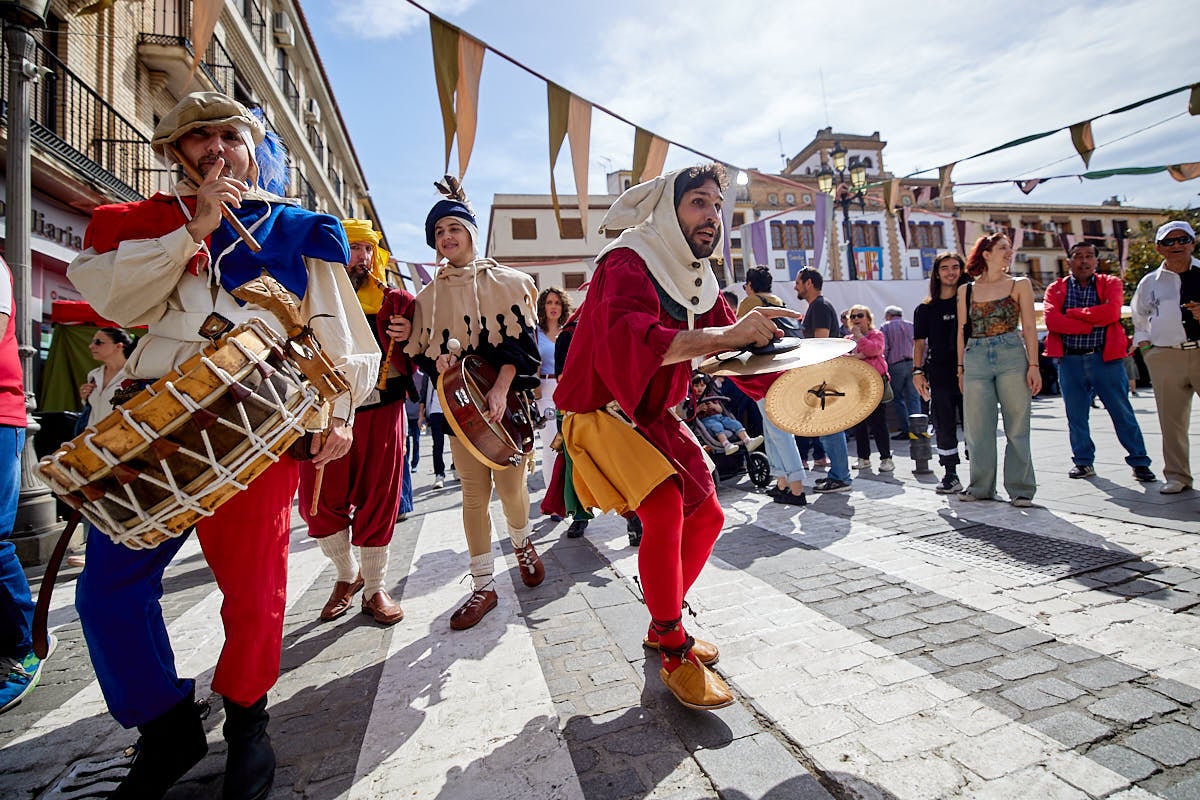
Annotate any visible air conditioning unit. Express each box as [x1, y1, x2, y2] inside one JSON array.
[[304, 97, 320, 123], [1044, 221, 1057, 233], [272, 13, 295, 48]]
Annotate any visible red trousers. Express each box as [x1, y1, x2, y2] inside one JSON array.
[[196, 456, 299, 706], [298, 401, 405, 546], [635, 480, 724, 642]]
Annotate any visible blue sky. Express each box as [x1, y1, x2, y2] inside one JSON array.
[[302, 0, 1200, 263]]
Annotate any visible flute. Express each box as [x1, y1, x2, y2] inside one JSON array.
[[167, 144, 262, 253], [370, 273, 400, 390]]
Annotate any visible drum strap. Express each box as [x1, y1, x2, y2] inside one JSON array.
[[32, 510, 84, 659]]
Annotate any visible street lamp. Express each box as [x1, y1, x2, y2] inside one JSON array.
[[817, 141, 868, 280], [1, 0, 58, 561]]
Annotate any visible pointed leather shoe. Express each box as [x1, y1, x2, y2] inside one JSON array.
[[319, 574, 364, 621], [362, 590, 404, 625], [449, 589, 498, 630], [659, 654, 734, 711], [512, 540, 545, 587]]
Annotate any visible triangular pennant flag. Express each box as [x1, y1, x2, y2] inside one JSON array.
[[1069, 121, 1095, 168], [913, 186, 930, 206], [882, 179, 901, 216], [189, 0, 223, 81], [547, 83, 570, 237], [812, 193, 829, 273], [633, 128, 669, 183], [1015, 179, 1043, 195], [410, 262, 433, 285], [897, 207, 910, 248], [1167, 162, 1200, 181], [454, 32, 485, 179], [1115, 237, 1130, 277], [430, 18, 460, 174], [1009, 227, 1023, 254], [1059, 233, 1076, 257], [1190, 84, 1200, 116], [939, 163, 955, 200], [955, 219, 968, 252], [566, 94, 592, 235]]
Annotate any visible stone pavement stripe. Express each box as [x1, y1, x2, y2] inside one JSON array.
[[348, 504, 583, 800], [0, 512, 330, 798]]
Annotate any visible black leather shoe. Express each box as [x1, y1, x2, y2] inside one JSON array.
[[110, 688, 208, 800], [773, 491, 807, 506], [1068, 465, 1096, 479], [565, 519, 588, 538], [222, 695, 274, 800], [1132, 466, 1157, 483]]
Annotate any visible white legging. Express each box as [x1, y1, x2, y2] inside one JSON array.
[[536, 377, 558, 489]]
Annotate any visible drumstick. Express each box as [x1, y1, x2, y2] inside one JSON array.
[[166, 144, 262, 253], [309, 431, 326, 516]]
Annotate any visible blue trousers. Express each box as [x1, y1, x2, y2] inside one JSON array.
[[755, 399, 807, 484], [818, 431, 852, 483], [0, 426, 33, 658], [963, 332, 1036, 500], [400, 456, 414, 515], [406, 415, 420, 468], [1057, 353, 1150, 468], [889, 359, 921, 433]]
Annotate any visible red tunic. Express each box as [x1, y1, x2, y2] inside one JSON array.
[[555, 248, 771, 513]]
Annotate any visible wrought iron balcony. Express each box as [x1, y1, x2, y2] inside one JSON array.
[[138, 0, 238, 97], [0, 36, 158, 202]]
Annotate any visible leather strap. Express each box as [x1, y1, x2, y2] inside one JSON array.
[[33, 511, 84, 659]]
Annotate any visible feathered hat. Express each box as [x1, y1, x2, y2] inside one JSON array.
[[425, 175, 479, 251]]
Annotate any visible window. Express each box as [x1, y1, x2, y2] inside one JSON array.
[[563, 272, 586, 290], [783, 221, 801, 250], [768, 193, 778, 205], [909, 222, 946, 249], [851, 222, 881, 248], [800, 221, 815, 250], [770, 221, 784, 249], [785, 193, 795, 204], [1054, 219, 1073, 235], [1082, 218, 1105, 246], [1113, 219, 1130, 238], [732, 258, 745, 283], [511, 218, 537, 239], [1023, 228, 1045, 248], [774, 258, 785, 270], [560, 218, 584, 239], [732, 212, 745, 227]]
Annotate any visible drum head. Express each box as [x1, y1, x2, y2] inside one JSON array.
[[764, 357, 884, 437], [698, 338, 854, 377]]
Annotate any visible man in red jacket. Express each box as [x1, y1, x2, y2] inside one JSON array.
[[1043, 242, 1155, 483]]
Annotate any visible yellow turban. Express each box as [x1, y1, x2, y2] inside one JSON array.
[[342, 218, 391, 314]]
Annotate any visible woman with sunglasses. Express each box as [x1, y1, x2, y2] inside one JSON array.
[[79, 327, 135, 420], [956, 233, 1041, 506], [844, 305, 894, 472]]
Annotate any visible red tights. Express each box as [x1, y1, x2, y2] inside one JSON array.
[[636, 480, 724, 660]]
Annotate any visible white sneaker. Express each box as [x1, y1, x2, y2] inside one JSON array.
[[878, 458, 894, 472], [1160, 480, 1190, 494], [853, 458, 871, 470], [433, 476, 445, 489], [744, 435, 764, 452], [723, 443, 739, 456]]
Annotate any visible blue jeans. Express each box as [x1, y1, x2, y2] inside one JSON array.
[[963, 332, 1036, 500], [400, 456, 414, 515], [818, 431, 851, 483], [755, 399, 806, 484], [406, 415, 420, 468], [889, 359, 921, 433], [796, 437, 826, 461], [0, 426, 32, 658], [1057, 353, 1150, 468], [700, 414, 744, 439]]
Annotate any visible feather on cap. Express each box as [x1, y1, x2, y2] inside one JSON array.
[[425, 174, 478, 249]]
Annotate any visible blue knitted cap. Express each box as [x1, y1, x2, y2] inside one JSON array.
[[425, 200, 477, 248]]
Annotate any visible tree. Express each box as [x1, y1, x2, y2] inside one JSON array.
[[1122, 207, 1200, 301]]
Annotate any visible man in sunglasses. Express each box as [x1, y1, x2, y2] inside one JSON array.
[[1131, 220, 1200, 494]]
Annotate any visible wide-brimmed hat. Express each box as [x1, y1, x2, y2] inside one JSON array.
[[763, 357, 884, 437]]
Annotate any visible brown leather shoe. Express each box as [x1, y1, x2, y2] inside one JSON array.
[[660, 654, 734, 711], [361, 590, 404, 625], [512, 539, 545, 587], [643, 635, 719, 666], [449, 589, 498, 630], [319, 575, 364, 621]]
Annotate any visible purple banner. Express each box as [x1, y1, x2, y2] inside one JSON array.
[[812, 193, 828, 273]]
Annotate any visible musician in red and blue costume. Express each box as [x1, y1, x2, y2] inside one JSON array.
[[555, 164, 796, 711], [398, 178, 545, 631], [67, 92, 378, 800]]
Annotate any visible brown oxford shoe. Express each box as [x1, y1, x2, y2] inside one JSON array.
[[361, 591, 404, 625], [449, 589, 498, 630], [512, 539, 545, 587], [319, 575, 364, 621]]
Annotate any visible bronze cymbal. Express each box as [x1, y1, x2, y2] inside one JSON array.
[[763, 357, 884, 437], [698, 338, 855, 377]]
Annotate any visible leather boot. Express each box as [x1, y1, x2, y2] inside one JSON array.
[[110, 687, 208, 799], [221, 695, 274, 800]]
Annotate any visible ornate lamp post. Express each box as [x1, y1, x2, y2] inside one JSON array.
[[816, 142, 867, 280], [2, 0, 58, 561]]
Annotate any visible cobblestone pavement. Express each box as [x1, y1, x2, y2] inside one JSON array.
[[1, 390, 1199, 799]]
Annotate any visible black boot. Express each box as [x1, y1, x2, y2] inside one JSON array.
[[626, 513, 643, 547], [110, 688, 208, 799], [222, 695, 275, 800]]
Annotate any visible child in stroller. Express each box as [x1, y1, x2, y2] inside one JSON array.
[[685, 373, 771, 487]]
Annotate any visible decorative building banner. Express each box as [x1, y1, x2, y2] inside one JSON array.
[[854, 247, 884, 281], [812, 193, 829, 273], [786, 250, 808, 279]]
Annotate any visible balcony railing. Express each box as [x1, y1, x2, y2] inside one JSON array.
[[277, 69, 300, 118], [141, 0, 237, 95], [294, 169, 317, 211], [1, 36, 154, 202], [239, 0, 267, 54]]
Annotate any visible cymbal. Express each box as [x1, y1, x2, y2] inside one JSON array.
[[763, 357, 884, 437], [698, 338, 855, 377]]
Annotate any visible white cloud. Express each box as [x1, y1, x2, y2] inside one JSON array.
[[332, 0, 478, 40]]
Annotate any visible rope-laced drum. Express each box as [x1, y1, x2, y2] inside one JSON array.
[[38, 277, 349, 549]]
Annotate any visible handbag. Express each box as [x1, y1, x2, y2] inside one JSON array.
[[881, 379, 894, 404]]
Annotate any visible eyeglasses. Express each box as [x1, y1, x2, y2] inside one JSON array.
[[849, 313, 866, 320], [1160, 236, 1194, 246]]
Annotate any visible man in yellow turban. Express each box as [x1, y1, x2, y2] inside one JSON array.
[[298, 219, 415, 626]]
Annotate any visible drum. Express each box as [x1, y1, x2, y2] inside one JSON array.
[[438, 354, 537, 470], [38, 318, 328, 549]]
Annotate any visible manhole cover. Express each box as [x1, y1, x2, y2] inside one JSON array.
[[907, 524, 1132, 583]]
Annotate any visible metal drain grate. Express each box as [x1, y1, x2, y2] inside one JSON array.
[[907, 524, 1133, 583]]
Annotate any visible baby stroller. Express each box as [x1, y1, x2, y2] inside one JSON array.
[[685, 373, 771, 489]]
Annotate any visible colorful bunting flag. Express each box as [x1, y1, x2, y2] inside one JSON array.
[[1015, 179, 1043, 195], [1069, 121, 1095, 167], [938, 163, 955, 201], [430, 18, 461, 174], [455, 34, 485, 179], [812, 194, 828, 273], [1167, 162, 1200, 181], [1058, 233, 1077, 257], [189, 0, 223, 81], [546, 85, 592, 236], [633, 128, 669, 183]]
